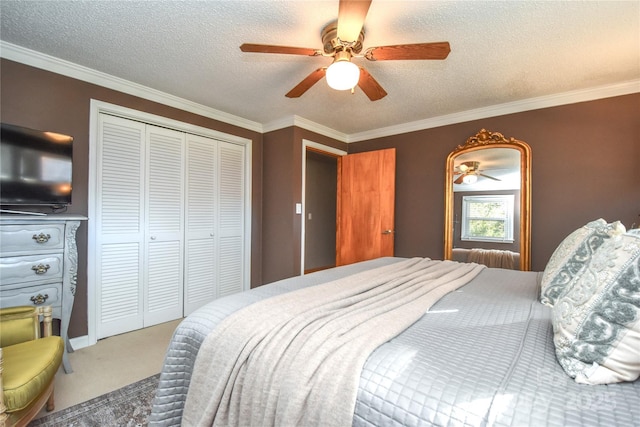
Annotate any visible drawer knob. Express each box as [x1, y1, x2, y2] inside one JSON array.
[[32, 233, 51, 243], [30, 294, 49, 305], [31, 264, 51, 275]]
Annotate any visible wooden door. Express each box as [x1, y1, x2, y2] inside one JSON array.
[[336, 148, 396, 266]]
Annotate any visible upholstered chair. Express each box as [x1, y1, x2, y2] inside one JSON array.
[[0, 306, 64, 427]]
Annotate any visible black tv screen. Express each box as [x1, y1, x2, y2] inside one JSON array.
[[0, 123, 73, 206]]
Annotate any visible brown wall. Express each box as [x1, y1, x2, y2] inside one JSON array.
[[0, 59, 264, 338], [262, 127, 299, 283], [261, 127, 347, 283], [2, 57, 638, 338], [349, 93, 640, 271]]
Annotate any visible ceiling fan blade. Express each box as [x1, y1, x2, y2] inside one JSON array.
[[357, 67, 387, 101], [240, 43, 320, 56], [285, 68, 327, 98], [454, 175, 465, 184], [479, 173, 501, 181], [337, 0, 372, 42], [365, 42, 451, 61]]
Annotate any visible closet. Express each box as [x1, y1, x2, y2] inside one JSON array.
[[93, 112, 247, 339]]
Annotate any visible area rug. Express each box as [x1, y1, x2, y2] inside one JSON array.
[[29, 374, 159, 427]]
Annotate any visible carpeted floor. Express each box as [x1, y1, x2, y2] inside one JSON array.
[[29, 374, 159, 427]]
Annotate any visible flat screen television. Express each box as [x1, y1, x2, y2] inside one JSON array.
[[0, 123, 73, 206]]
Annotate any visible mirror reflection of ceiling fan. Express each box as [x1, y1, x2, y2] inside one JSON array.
[[239, 0, 450, 101], [454, 161, 501, 184]]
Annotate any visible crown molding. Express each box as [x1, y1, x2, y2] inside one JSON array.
[[0, 41, 263, 133], [263, 115, 349, 143], [2, 41, 637, 143], [261, 115, 297, 134], [348, 79, 640, 142]]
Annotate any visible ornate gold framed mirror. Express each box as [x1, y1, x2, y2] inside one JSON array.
[[444, 129, 531, 270]]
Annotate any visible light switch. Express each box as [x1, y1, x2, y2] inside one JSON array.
[[308, 213, 312, 220], [295, 203, 302, 214]]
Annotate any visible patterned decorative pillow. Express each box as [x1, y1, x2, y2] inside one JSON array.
[[540, 219, 625, 307], [552, 229, 640, 384]]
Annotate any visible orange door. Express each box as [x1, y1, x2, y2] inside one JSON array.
[[336, 148, 396, 266]]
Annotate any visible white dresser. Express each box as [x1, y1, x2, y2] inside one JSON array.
[[0, 214, 87, 373]]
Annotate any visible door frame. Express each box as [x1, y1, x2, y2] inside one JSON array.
[[300, 140, 346, 275], [87, 99, 252, 347]]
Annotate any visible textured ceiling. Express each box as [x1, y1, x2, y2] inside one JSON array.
[[1, 1, 639, 138]]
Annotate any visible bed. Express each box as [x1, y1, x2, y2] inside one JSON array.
[[149, 252, 639, 426]]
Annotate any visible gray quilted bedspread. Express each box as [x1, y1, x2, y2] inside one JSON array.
[[149, 257, 640, 426]]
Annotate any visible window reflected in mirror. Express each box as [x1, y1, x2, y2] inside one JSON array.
[[461, 195, 515, 243]]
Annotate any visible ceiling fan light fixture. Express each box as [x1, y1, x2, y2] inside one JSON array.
[[462, 174, 478, 184], [326, 52, 360, 90], [240, 1, 449, 100]]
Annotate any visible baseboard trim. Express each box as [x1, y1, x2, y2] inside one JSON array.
[[69, 335, 91, 351]]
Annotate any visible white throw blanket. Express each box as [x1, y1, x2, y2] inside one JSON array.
[[183, 258, 485, 427]]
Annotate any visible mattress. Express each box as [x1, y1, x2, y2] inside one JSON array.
[[149, 257, 640, 426]]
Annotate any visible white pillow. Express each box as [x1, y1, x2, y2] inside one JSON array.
[[540, 219, 625, 307], [552, 229, 640, 384]]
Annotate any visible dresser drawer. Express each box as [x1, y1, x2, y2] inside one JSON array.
[[0, 283, 62, 312], [0, 223, 65, 254], [0, 254, 64, 286]]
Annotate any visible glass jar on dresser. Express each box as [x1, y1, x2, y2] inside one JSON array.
[[0, 214, 87, 373]]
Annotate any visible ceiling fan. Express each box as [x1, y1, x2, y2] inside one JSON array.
[[239, 0, 450, 101], [454, 161, 501, 184]]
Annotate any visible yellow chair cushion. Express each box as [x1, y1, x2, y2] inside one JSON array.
[[0, 306, 38, 348], [2, 336, 64, 412]]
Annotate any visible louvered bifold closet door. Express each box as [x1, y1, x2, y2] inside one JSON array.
[[184, 134, 217, 315], [96, 115, 146, 339], [144, 126, 185, 326], [217, 141, 246, 297]]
